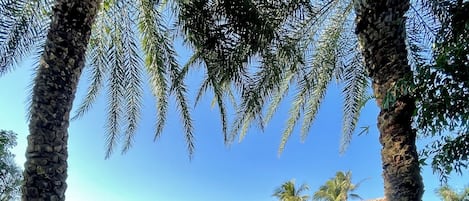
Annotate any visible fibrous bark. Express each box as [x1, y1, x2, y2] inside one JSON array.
[[22, 0, 101, 200], [354, 0, 424, 200]]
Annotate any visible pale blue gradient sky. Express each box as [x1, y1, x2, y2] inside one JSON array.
[[0, 54, 468, 201]]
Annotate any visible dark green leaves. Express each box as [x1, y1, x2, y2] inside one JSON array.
[[412, 0, 469, 180], [0, 130, 22, 201]]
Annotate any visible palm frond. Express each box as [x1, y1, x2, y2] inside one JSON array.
[[263, 69, 295, 126], [338, 17, 368, 152], [179, 0, 309, 144], [165, 38, 195, 157], [300, 1, 353, 144], [138, 0, 170, 141], [72, 8, 111, 120], [278, 87, 306, 155], [194, 76, 211, 107], [407, 0, 439, 69], [121, 2, 144, 154], [211, 77, 230, 143], [232, 54, 285, 143], [105, 15, 127, 158], [0, 0, 51, 75], [231, 38, 307, 144], [171, 78, 195, 157]]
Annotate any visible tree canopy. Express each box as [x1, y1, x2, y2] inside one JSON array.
[[414, 0, 469, 181], [273, 179, 310, 201], [0, 130, 22, 201]]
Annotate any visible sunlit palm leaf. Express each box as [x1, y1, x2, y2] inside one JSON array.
[[138, 0, 169, 142], [273, 179, 310, 201], [301, 1, 353, 143], [278, 88, 306, 154], [263, 69, 295, 126]]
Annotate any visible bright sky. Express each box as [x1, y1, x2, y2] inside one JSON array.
[[0, 47, 468, 201]]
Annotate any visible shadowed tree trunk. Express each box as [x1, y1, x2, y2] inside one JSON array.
[[354, 0, 424, 200], [22, 0, 101, 200]]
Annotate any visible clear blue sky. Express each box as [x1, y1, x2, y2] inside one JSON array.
[[0, 47, 467, 201]]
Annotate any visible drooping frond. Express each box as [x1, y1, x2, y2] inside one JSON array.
[[337, 17, 368, 153], [105, 2, 128, 158], [0, 0, 52, 75], [278, 86, 307, 154], [339, 49, 368, 152], [233, 52, 289, 143], [406, 0, 439, 69], [178, 0, 312, 142], [222, 0, 369, 154], [263, 69, 296, 127], [72, 7, 111, 120], [70, 0, 195, 158], [138, 0, 195, 157], [270, 1, 357, 154], [227, 1, 330, 143], [170, 74, 195, 157], [120, 3, 144, 154], [166, 36, 195, 157], [138, 0, 169, 142], [71, 0, 148, 157], [300, 1, 353, 143], [194, 76, 211, 107]]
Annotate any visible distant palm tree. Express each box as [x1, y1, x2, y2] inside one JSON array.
[[313, 171, 363, 201], [436, 185, 469, 201], [273, 179, 310, 201]]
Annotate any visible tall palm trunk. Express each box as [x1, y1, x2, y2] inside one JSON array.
[[22, 0, 101, 200], [354, 0, 423, 200]]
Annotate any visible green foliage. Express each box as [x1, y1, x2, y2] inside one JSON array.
[[413, 0, 469, 182], [181, 0, 371, 154], [273, 179, 310, 201], [435, 185, 469, 201], [313, 171, 363, 201], [0, 130, 22, 201], [77, 0, 195, 158], [1, 0, 195, 158], [0, 0, 52, 74], [178, 0, 313, 143]]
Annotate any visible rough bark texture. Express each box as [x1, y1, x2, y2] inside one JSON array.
[[22, 0, 101, 200], [354, 0, 423, 200]]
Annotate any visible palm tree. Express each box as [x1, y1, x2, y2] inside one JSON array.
[[0, 0, 442, 200], [313, 171, 362, 201], [19, 0, 101, 200], [184, 1, 431, 200], [2, 0, 309, 199], [1, 0, 194, 199], [273, 179, 310, 201], [354, 1, 427, 199], [436, 185, 469, 201]]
